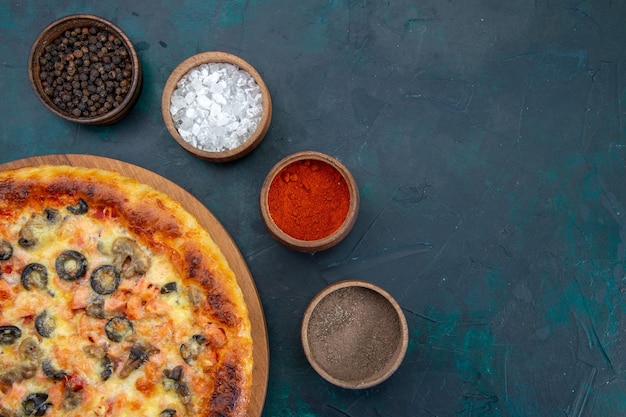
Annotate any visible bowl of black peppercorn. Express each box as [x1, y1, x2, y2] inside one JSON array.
[[28, 14, 142, 125]]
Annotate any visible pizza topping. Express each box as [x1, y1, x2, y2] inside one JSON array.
[[35, 310, 56, 338], [18, 209, 60, 248], [163, 365, 183, 382], [21, 263, 48, 291], [0, 325, 21, 344], [83, 344, 106, 359], [2, 338, 42, 383], [90, 265, 121, 295], [111, 237, 150, 279], [186, 285, 204, 306], [19, 337, 41, 361], [85, 298, 106, 318], [180, 334, 207, 364], [82, 345, 114, 381], [22, 393, 52, 417], [55, 250, 88, 282], [66, 198, 88, 215], [41, 359, 66, 381], [0, 362, 38, 385], [62, 374, 85, 409], [119, 343, 158, 378], [99, 355, 114, 381], [104, 316, 134, 342], [160, 282, 177, 294], [163, 366, 192, 408], [0, 240, 13, 260], [159, 409, 177, 417]]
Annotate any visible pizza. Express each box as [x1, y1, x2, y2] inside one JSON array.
[[0, 165, 253, 417]]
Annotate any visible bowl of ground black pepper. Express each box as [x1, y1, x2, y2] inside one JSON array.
[[162, 51, 272, 162], [28, 14, 142, 125], [301, 280, 408, 389], [259, 151, 359, 252]]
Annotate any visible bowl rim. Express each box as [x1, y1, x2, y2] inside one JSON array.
[[259, 150, 360, 252], [301, 280, 409, 389], [28, 14, 142, 125], [161, 51, 272, 162]]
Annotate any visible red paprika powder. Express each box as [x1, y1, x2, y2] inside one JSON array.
[[267, 159, 350, 241]]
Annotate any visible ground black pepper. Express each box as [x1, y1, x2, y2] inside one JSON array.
[[38, 26, 133, 118], [306, 286, 403, 384]]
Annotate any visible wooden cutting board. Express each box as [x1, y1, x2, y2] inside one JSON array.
[[0, 154, 269, 417]]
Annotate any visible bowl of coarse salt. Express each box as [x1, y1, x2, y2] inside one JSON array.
[[161, 51, 272, 162]]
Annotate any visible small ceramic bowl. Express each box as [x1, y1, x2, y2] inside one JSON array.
[[161, 51, 272, 162], [301, 280, 408, 389], [28, 14, 142, 125], [259, 151, 359, 252]]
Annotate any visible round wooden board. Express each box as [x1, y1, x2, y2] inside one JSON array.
[[0, 154, 269, 417]]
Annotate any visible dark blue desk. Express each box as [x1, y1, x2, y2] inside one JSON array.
[[2, 1, 626, 416]]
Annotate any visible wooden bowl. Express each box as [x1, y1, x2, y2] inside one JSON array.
[[301, 280, 408, 389], [161, 52, 272, 162], [28, 14, 142, 125], [259, 151, 359, 252]]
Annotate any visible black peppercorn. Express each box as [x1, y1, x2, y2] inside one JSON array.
[[38, 25, 132, 118]]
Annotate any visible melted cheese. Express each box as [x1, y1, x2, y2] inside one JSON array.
[[0, 207, 205, 416]]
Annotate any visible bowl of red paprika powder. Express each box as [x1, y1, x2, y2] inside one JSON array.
[[260, 151, 359, 252]]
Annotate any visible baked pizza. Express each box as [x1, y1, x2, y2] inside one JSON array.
[[0, 165, 253, 417]]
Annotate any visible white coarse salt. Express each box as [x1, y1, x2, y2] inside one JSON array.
[[170, 62, 263, 152]]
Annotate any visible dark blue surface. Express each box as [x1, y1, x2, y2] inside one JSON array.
[[2, 1, 626, 416]]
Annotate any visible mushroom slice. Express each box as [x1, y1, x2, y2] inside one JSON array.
[[119, 342, 159, 378], [19, 337, 41, 361], [18, 209, 60, 248], [111, 237, 150, 279]]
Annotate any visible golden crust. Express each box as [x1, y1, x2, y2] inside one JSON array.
[[0, 165, 253, 417]]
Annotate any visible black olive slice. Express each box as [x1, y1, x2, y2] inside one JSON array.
[[160, 282, 177, 294], [67, 198, 88, 215], [0, 325, 21, 345], [90, 265, 121, 295], [0, 240, 13, 260], [21, 263, 48, 290], [104, 316, 134, 342], [100, 355, 113, 381], [160, 409, 177, 417], [55, 250, 87, 281], [42, 359, 66, 381], [43, 208, 59, 223], [22, 392, 51, 417], [35, 310, 56, 338]]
